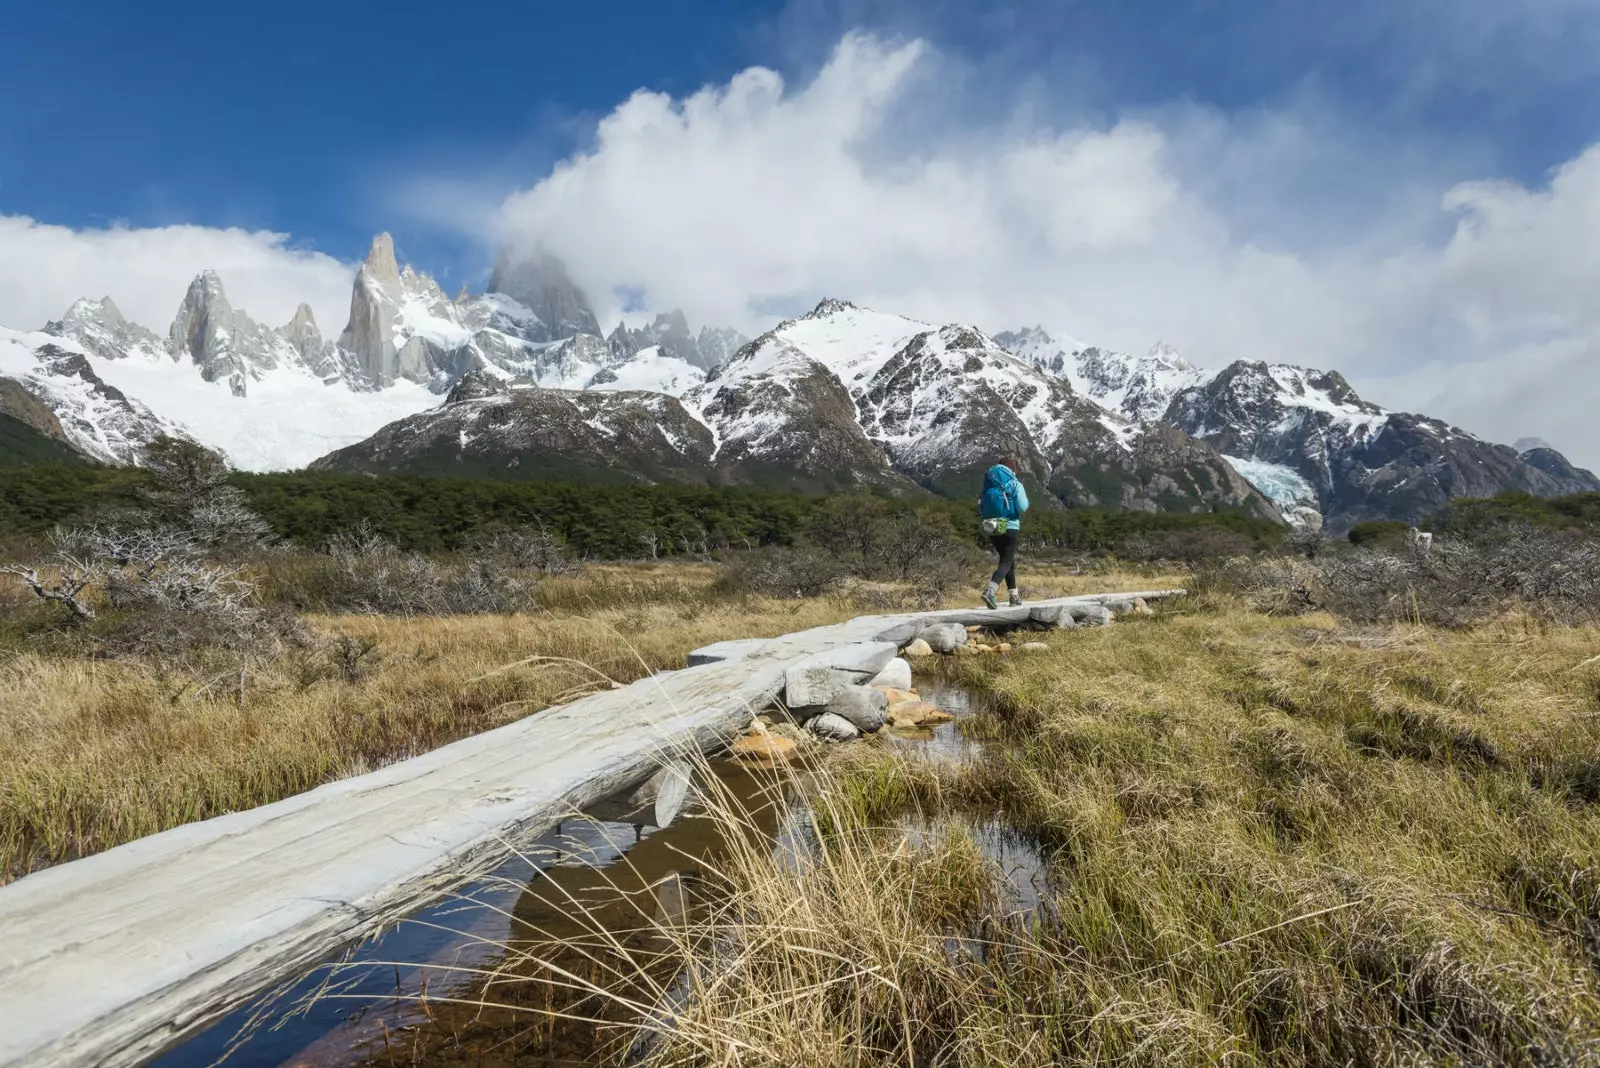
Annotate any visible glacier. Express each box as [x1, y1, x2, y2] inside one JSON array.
[[1222, 455, 1323, 530]]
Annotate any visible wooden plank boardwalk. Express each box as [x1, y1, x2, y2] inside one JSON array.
[[0, 590, 1181, 1068]]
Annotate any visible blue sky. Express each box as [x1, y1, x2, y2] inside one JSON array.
[[4, 0, 1600, 461], [6, 0, 1595, 274]]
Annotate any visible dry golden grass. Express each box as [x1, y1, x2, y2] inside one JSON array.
[[0, 555, 1171, 883], [0, 569, 858, 883]]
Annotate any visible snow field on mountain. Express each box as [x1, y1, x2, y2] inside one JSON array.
[[586, 346, 705, 394], [92, 348, 439, 470], [774, 303, 929, 387], [0, 327, 181, 463]]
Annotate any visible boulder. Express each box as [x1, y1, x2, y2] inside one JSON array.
[[1132, 596, 1155, 616], [730, 733, 798, 765], [915, 622, 969, 653], [902, 638, 935, 658], [868, 657, 913, 690], [783, 665, 852, 708], [822, 685, 887, 732], [1072, 605, 1114, 627], [997, 642, 1013, 653], [807, 713, 860, 742], [1102, 599, 1135, 615], [1018, 641, 1050, 652]]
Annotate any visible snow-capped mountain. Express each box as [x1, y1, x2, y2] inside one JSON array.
[[0, 234, 735, 469], [993, 328, 1209, 423], [992, 330, 1600, 531], [3, 228, 1594, 530], [1161, 362, 1600, 531]]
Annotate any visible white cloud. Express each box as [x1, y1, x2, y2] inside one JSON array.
[[490, 32, 1600, 468], [0, 217, 354, 340]]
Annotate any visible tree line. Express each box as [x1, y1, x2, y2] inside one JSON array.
[[0, 462, 1291, 559]]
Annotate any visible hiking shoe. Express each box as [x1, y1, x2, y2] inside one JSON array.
[[1009, 593, 1024, 607], [981, 585, 998, 610]]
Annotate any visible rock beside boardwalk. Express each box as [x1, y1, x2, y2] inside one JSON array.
[[868, 657, 913, 689], [730, 733, 798, 765], [821, 685, 887, 732], [1019, 641, 1050, 652], [874, 684, 955, 728], [902, 638, 935, 658], [808, 712, 861, 741], [916, 622, 969, 653]]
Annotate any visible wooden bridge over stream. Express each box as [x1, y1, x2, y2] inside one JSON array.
[[0, 590, 1182, 1068]]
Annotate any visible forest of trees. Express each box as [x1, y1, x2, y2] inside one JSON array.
[[0, 463, 1290, 560]]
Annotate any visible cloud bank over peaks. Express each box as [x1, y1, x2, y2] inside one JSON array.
[[485, 31, 1600, 467], [0, 217, 356, 339]]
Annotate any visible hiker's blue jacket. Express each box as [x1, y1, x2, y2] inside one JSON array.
[[979, 465, 1030, 530]]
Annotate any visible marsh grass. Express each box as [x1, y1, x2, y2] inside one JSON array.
[[316, 593, 1600, 1066]]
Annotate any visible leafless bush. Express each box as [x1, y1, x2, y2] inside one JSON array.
[[1120, 528, 1261, 563], [714, 547, 847, 599], [284, 523, 530, 615], [476, 522, 584, 577], [1206, 521, 1600, 625], [1, 522, 293, 660]]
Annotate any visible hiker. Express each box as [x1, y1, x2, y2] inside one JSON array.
[[978, 460, 1030, 609]]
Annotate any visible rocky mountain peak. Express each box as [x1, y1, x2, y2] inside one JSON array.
[[1146, 341, 1193, 370], [486, 246, 601, 340], [362, 233, 401, 284], [169, 271, 272, 395], [445, 368, 508, 405], [44, 296, 168, 363], [284, 302, 319, 336], [804, 298, 857, 320]]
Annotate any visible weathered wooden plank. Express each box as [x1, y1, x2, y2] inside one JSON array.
[[0, 591, 1182, 1068]]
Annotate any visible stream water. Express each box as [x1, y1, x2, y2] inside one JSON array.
[[151, 681, 1044, 1068]]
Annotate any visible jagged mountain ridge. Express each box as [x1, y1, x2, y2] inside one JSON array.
[[1, 231, 1592, 530], [0, 235, 741, 469], [320, 300, 1282, 520], [993, 326, 1600, 531]]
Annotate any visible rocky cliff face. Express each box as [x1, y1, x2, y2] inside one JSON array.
[[0, 376, 89, 465], [1160, 361, 1600, 531], [0, 376, 74, 445], [688, 335, 909, 493], [311, 374, 715, 485]]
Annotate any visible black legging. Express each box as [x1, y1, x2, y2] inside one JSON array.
[[988, 529, 1019, 589]]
